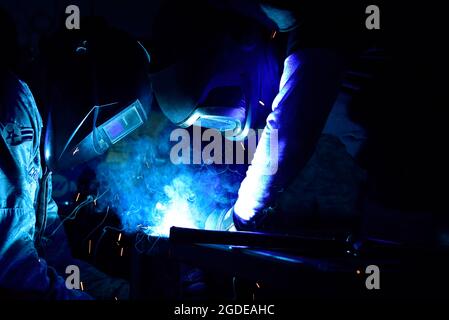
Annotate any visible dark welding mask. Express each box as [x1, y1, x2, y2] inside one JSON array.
[[51, 96, 150, 170], [150, 34, 275, 141], [42, 21, 153, 172]]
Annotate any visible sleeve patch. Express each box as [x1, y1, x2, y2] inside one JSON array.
[[2, 123, 34, 146]]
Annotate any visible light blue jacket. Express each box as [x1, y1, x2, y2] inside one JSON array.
[[0, 71, 91, 299]]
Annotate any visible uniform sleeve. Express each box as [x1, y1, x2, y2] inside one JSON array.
[[233, 49, 346, 228], [0, 73, 91, 299]]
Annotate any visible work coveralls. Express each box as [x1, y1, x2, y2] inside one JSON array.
[[0, 70, 91, 299]]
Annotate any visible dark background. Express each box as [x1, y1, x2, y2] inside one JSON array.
[[1, 0, 448, 299]]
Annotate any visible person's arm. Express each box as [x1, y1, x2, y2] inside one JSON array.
[[233, 48, 346, 230], [0, 73, 91, 299]]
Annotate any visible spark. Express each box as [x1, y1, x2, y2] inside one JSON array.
[[258, 100, 265, 106], [256, 281, 261, 289], [80, 281, 84, 291], [120, 247, 124, 257], [356, 270, 361, 275], [271, 30, 277, 39], [240, 142, 245, 151], [115, 297, 118, 301], [88, 239, 92, 255], [94, 199, 97, 206], [73, 146, 79, 155], [75, 193, 80, 202], [118, 233, 122, 242]]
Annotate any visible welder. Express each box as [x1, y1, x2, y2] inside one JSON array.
[[206, 1, 448, 241], [0, 8, 129, 300], [228, 2, 353, 232], [149, 0, 364, 233]]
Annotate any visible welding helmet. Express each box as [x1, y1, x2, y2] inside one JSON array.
[[150, 31, 277, 141], [41, 19, 152, 171]]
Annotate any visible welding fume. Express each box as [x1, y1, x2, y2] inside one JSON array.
[[1, 0, 448, 304]]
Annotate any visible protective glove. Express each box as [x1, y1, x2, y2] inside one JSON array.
[[206, 208, 236, 232], [232, 205, 277, 232]]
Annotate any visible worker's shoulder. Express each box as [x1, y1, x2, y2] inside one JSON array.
[[0, 70, 42, 145], [1, 70, 40, 118]]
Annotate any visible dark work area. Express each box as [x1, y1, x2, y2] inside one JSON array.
[[0, 0, 448, 314]]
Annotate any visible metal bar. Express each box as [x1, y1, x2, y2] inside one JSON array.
[[169, 227, 347, 256]]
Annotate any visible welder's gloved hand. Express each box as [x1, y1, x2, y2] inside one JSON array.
[[207, 208, 236, 231], [218, 208, 236, 232], [232, 206, 277, 232]]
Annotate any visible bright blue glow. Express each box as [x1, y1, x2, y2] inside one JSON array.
[[44, 112, 53, 163], [102, 102, 145, 144], [95, 129, 242, 237], [44, 146, 51, 162], [105, 120, 126, 141]]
